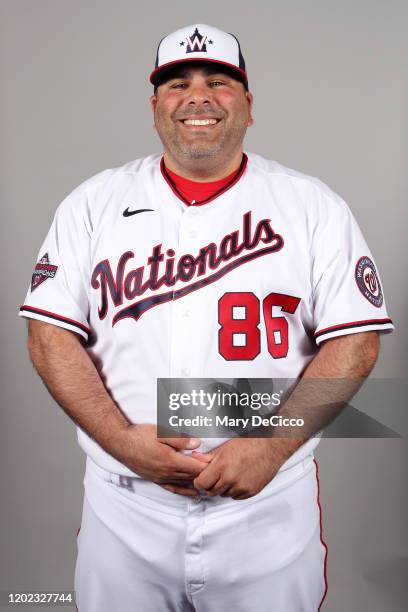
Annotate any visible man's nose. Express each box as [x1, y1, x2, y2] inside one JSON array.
[[186, 83, 213, 105]]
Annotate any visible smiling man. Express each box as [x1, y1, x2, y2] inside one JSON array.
[[20, 24, 394, 612], [151, 61, 253, 178]]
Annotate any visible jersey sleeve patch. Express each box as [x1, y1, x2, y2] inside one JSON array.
[[355, 256, 383, 308], [31, 253, 58, 292]]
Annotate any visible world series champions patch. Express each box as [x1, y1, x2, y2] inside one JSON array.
[[355, 256, 383, 307], [31, 253, 58, 292]]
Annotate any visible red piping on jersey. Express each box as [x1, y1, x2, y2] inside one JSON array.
[[314, 317, 393, 339], [75, 526, 80, 612], [314, 458, 329, 611], [160, 153, 248, 206], [19, 305, 90, 336]]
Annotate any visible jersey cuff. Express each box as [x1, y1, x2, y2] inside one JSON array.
[[19, 305, 90, 341], [314, 318, 394, 345]]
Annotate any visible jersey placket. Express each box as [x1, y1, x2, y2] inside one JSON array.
[[169, 204, 204, 379]]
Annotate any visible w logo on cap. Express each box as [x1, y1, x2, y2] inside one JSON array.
[[182, 27, 213, 53], [151, 24, 247, 89]]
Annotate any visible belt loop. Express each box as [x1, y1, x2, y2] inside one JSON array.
[[108, 472, 120, 486], [107, 470, 134, 490], [119, 475, 134, 490]]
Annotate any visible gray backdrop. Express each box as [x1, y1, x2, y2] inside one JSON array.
[[1, 0, 407, 610]]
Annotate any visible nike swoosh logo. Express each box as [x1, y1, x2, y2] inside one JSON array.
[[123, 208, 155, 217]]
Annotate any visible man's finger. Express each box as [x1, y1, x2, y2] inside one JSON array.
[[167, 472, 201, 481], [171, 453, 210, 476], [194, 464, 220, 490], [159, 436, 201, 451], [191, 451, 213, 463], [204, 477, 231, 497]]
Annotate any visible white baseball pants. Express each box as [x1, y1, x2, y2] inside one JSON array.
[[75, 455, 327, 611]]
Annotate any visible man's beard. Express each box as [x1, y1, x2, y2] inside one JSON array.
[[171, 135, 226, 160], [157, 121, 246, 166]]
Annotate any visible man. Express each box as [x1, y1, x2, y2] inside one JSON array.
[[20, 24, 393, 611]]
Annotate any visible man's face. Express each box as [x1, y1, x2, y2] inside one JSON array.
[[150, 64, 254, 166]]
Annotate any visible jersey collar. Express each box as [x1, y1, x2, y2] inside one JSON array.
[[160, 153, 248, 206]]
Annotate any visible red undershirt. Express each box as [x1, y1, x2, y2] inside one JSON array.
[[164, 165, 242, 206]]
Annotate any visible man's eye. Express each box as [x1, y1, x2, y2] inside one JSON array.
[[210, 80, 225, 87], [171, 82, 187, 89]]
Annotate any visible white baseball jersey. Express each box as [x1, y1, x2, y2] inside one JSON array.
[[19, 152, 394, 476]]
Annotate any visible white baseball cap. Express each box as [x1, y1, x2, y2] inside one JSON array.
[[150, 24, 248, 89]]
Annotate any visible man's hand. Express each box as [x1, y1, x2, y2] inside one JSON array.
[[114, 424, 211, 498], [191, 438, 300, 500], [192, 332, 380, 500], [27, 321, 209, 499]]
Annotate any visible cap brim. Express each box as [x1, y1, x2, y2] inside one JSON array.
[[150, 58, 248, 88]]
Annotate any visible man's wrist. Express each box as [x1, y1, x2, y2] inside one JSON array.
[[96, 412, 135, 463]]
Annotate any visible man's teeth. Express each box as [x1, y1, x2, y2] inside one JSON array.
[[183, 119, 219, 125]]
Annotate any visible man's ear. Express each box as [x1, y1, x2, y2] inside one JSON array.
[[246, 91, 254, 127], [150, 94, 157, 129]]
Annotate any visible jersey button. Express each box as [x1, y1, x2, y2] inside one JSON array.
[[182, 309, 191, 317], [181, 368, 191, 377], [189, 230, 198, 239]]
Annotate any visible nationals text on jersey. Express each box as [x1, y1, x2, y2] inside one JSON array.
[[91, 210, 284, 323]]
